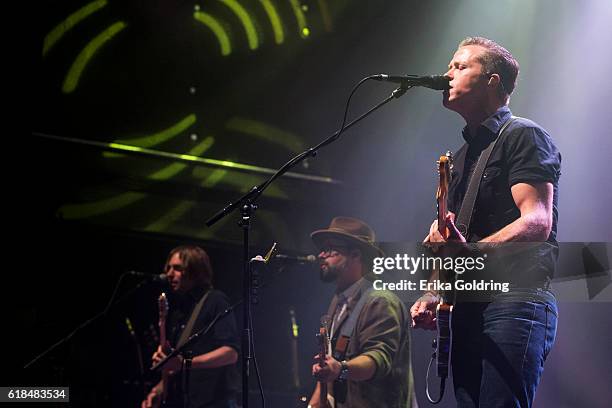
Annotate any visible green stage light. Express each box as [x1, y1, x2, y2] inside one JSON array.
[[43, 0, 108, 56], [144, 168, 229, 232], [219, 0, 260, 50], [192, 167, 289, 199], [194, 11, 232, 56], [62, 21, 127, 93], [260, 0, 285, 44], [101, 141, 333, 183], [200, 168, 228, 188], [114, 114, 197, 148], [108, 142, 142, 152], [226, 117, 304, 152], [317, 0, 333, 32], [289, 0, 310, 38], [64, 136, 214, 218], [149, 136, 215, 180], [58, 192, 146, 219], [144, 200, 197, 233]]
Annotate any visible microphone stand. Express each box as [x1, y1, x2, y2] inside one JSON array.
[[206, 77, 413, 408], [23, 272, 154, 369]]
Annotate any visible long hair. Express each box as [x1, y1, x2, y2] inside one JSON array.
[[165, 245, 213, 288]]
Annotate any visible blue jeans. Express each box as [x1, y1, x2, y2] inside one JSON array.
[[451, 288, 558, 408]]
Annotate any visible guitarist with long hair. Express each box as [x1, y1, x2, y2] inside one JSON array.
[[141, 245, 240, 408], [410, 37, 561, 408]]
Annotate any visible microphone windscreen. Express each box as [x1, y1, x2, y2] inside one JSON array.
[[431, 75, 451, 90]]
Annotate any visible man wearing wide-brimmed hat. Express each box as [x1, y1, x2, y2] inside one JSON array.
[[307, 217, 415, 408]]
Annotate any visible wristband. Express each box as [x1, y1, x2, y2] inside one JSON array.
[[338, 360, 349, 381]]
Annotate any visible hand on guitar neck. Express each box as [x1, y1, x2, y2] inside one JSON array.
[[426, 211, 466, 245], [309, 319, 334, 408], [307, 354, 338, 408], [312, 354, 342, 383], [429, 152, 465, 245], [151, 345, 184, 373]]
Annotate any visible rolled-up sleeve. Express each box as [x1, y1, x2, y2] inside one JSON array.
[[355, 293, 406, 380]]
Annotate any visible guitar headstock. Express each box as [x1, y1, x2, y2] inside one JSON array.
[[436, 151, 454, 192], [317, 315, 330, 363], [318, 315, 330, 339], [158, 292, 168, 321]]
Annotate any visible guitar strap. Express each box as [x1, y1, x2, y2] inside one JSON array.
[[455, 116, 517, 238], [176, 289, 211, 349], [332, 286, 374, 360], [331, 284, 373, 404]]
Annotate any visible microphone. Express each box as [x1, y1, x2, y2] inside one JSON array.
[[127, 270, 167, 282], [372, 74, 450, 90], [274, 254, 317, 263]]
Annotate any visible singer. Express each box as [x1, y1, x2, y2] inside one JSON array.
[[308, 217, 416, 408], [141, 245, 239, 408], [410, 37, 561, 407]]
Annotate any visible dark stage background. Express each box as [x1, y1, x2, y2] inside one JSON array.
[[23, 0, 612, 406]]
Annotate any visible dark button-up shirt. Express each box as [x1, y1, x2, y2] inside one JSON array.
[[166, 286, 239, 407], [448, 106, 561, 243]]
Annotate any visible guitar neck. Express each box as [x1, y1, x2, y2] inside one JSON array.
[[158, 293, 168, 351], [437, 194, 449, 240], [436, 153, 452, 240], [317, 326, 329, 406], [319, 334, 328, 393], [159, 318, 166, 349], [438, 203, 447, 236]]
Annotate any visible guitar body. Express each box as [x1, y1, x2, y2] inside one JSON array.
[[435, 302, 453, 379]]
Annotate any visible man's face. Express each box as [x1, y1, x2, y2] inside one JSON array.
[[165, 252, 191, 293], [442, 45, 489, 111], [317, 240, 351, 283]]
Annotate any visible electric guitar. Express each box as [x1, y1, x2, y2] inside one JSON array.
[[158, 292, 171, 406], [436, 152, 454, 379], [427, 152, 454, 404]]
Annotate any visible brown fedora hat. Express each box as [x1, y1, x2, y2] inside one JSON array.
[[311, 216, 384, 259]]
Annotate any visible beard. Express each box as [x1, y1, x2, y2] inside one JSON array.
[[319, 266, 337, 283], [319, 259, 347, 283]]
